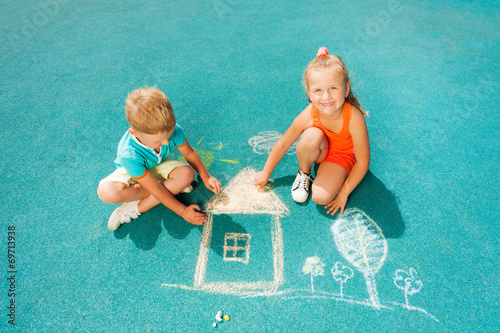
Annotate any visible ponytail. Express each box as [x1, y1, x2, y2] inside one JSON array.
[[347, 91, 369, 116]]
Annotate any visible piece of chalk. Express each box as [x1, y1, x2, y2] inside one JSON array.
[[215, 311, 223, 322], [224, 315, 230, 321], [212, 322, 217, 328]]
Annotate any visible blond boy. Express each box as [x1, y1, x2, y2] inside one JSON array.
[[98, 87, 221, 230]]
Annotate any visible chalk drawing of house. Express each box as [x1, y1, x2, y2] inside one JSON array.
[[193, 168, 289, 296]]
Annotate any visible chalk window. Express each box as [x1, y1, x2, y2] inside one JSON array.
[[223, 233, 251, 264]]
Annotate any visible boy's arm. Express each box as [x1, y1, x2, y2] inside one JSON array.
[[325, 108, 370, 216], [255, 107, 312, 188], [136, 172, 207, 225], [178, 141, 221, 194]]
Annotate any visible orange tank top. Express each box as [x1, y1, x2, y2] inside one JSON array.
[[311, 102, 354, 155]]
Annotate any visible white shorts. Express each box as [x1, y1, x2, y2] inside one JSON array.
[[98, 158, 190, 189]]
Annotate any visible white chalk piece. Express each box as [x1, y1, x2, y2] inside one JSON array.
[[215, 311, 223, 322], [212, 322, 217, 328]]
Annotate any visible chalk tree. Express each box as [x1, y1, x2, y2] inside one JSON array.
[[331, 262, 354, 297], [331, 208, 388, 308], [302, 256, 325, 293]]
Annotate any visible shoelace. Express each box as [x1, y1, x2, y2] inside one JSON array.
[[294, 172, 311, 190]]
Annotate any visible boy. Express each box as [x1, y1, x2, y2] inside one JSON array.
[[98, 87, 221, 230]]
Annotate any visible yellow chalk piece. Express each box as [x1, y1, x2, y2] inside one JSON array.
[[197, 137, 205, 145], [219, 159, 239, 164], [224, 315, 230, 321]]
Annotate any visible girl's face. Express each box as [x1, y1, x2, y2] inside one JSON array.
[[306, 69, 350, 117]]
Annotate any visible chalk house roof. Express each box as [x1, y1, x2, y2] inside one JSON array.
[[206, 168, 288, 216]]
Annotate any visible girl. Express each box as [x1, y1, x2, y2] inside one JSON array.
[[254, 47, 370, 216]]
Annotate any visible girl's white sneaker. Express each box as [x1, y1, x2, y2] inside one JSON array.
[[291, 170, 313, 203]]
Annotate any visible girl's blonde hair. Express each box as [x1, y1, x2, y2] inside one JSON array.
[[125, 87, 176, 134], [304, 51, 368, 116]]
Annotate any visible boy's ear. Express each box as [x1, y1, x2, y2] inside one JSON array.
[[128, 128, 138, 137]]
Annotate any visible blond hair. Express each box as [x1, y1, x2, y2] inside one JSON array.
[[125, 87, 176, 134], [304, 53, 368, 116]]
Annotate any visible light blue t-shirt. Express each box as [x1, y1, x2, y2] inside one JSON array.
[[114, 124, 187, 178]]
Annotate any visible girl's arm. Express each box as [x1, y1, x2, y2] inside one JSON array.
[[178, 141, 221, 194], [255, 106, 312, 188], [325, 107, 370, 215]]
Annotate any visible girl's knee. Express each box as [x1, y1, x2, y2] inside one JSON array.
[[297, 127, 326, 150], [311, 185, 334, 205], [311, 192, 332, 206]]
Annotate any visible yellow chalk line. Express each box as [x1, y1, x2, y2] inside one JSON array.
[[218, 159, 239, 164], [215, 142, 229, 150]]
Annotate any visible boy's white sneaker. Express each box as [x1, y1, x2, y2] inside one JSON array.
[[180, 185, 193, 194], [291, 170, 313, 203], [108, 200, 141, 231]]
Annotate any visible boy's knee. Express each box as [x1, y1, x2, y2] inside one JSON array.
[[181, 165, 195, 182], [97, 182, 124, 204], [170, 165, 195, 185]]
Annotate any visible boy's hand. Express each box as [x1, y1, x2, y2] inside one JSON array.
[[204, 177, 221, 194], [325, 192, 349, 216], [181, 205, 207, 225], [254, 170, 270, 189]]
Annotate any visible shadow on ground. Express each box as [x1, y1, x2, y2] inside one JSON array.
[[316, 170, 405, 239], [272, 169, 404, 238], [209, 214, 248, 257], [113, 206, 204, 250], [113, 181, 210, 250]]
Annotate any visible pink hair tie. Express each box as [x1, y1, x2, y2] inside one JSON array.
[[316, 47, 329, 58]]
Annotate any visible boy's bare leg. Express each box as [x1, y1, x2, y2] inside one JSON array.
[[98, 165, 195, 213], [137, 165, 194, 213], [98, 182, 150, 204]]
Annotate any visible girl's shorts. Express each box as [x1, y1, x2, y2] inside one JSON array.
[[98, 158, 190, 189], [319, 152, 356, 175]]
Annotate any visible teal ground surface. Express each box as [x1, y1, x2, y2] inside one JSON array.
[[1, 0, 499, 332]]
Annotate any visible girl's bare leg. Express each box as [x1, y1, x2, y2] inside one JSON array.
[[311, 162, 347, 205], [296, 127, 328, 173]]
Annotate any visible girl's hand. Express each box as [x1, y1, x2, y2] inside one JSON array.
[[181, 205, 207, 225], [254, 170, 271, 189], [325, 192, 349, 216], [205, 177, 221, 194]]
